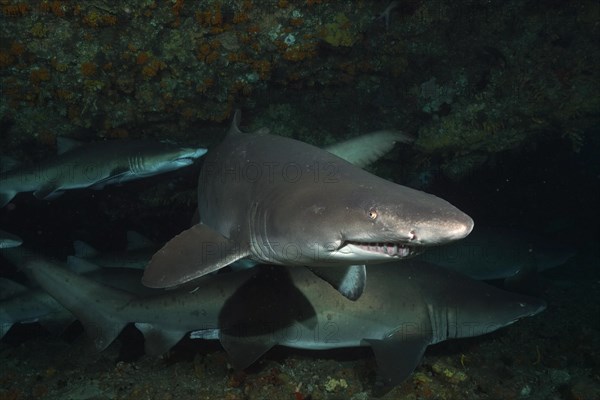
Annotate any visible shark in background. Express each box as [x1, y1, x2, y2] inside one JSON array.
[[418, 226, 577, 281], [67, 231, 158, 271], [143, 111, 474, 300], [0, 229, 22, 249], [1, 247, 545, 389], [0, 138, 207, 207], [0, 259, 158, 339]]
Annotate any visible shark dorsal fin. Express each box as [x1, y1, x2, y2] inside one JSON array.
[[227, 109, 269, 136], [73, 240, 98, 258], [66, 255, 101, 274], [126, 231, 154, 250], [56, 137, 83, 155], [228, 109, 244, 135], [324, 130, 413, 168]]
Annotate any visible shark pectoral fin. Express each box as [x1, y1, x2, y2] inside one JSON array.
[[90, 170, 128, 189], [308, 265, 367, 301], [142, 224, 251, 288], [220, 331, 277, 370], [34, 183, 64, 200], [363, 334, 430, 388], [134, 323, 186, 356]]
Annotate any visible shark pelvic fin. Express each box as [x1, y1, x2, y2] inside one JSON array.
[[364, 332, 431, 389], [33, 183, 62, 200], [142, 223, 251, 288], [220, 331, 277, 370], [135, 323, 187, 356], [308, 265, 367, 301]]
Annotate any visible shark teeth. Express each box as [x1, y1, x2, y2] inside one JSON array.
[[346, 241, 412, 257]]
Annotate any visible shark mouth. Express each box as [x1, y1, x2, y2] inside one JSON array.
[[343, 241, 417, 258]]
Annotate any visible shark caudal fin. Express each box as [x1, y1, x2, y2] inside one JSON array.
[[2, 247, 133, 351], [142, 223, 251, 288]]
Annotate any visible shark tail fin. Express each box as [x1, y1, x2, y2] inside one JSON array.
[[7, 247, 133, 351]]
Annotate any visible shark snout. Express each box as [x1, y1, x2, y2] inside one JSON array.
[[409, 212, 474, 245]]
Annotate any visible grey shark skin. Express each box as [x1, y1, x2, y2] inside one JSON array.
[[0, 262, 159, 339], [4, 247, 545, 387], [418, 226, 577, 280], [0, 138, 207, 207], [67, 231, 158, 271], [0, 229, 22, 248], [143, 111, 474, 292]]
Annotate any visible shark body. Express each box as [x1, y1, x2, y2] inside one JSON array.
[[143, 112, 474, 296], [0, 139, 207, 207], [0, 266, 157, 339], [3, 248, 545, 387]]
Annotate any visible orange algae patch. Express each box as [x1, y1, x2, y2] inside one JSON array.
[[80, 62, 97, 77], [2, 3, 29, 16], [141, 59, 166, 79], [30, 68, 51, 85]]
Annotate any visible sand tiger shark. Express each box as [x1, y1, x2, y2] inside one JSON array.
[[0, 138, 207, 207], [418, 226, 576, 281], [143, 111, 474, 299], [2, 247, 545, 388]]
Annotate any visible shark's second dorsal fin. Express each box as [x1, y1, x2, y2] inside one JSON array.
[[228, 109, 244, 135], [126, 231, 154, 250], [56, 137, 83, 155], [228, 109, 269, 136]]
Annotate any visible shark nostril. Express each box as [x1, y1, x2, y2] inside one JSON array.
[[409, 230, 417, 241]]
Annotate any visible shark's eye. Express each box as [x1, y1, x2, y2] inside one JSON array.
[[368, 209, 378, 220]]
